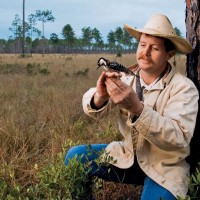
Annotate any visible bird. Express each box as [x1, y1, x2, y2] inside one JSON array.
[[97, 57, 139, 78]]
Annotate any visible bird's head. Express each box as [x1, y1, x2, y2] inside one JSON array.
[[97, 57, 108, 69]]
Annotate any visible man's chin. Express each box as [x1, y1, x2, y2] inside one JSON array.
[[138, 61, 153, 68]]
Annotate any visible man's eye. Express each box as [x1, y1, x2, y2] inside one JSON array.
[[152, 47, 158, 50]]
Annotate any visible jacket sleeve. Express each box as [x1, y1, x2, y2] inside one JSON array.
[[82, 74, 134, 119], [128, 79, 199, 151], [82, 87, 113, 119]]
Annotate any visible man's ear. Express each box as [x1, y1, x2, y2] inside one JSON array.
[[167, 50, 175, 60]]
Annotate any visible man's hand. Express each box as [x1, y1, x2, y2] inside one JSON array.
[[92, 71, 121, 109], [105, 72, 143, 115], [96, 71, 109, 98]]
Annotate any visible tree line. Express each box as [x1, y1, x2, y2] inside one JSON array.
[[0, 10, 182, 54]]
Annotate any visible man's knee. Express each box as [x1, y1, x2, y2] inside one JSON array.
[[64, 145, 88, 165]]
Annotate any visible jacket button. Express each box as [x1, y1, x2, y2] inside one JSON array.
[[161, 180, 166, 184]]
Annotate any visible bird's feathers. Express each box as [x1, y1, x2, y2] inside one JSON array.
[[97, 57, 139, 77]]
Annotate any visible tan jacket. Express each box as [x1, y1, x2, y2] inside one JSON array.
[[82, 66, 199, 198]]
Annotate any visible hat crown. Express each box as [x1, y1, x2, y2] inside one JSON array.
[[143, 14, 176, 36]]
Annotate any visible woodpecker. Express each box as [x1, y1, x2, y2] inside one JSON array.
[[97, 57, 139, 77]]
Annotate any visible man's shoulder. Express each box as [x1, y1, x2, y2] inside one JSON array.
[[167, 71, 199, 99], [170, 69, 196, 88]]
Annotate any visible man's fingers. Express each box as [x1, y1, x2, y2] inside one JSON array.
[[98, 71, 107, 83], [105, 78, 124, 104], [105, 78, 120, 91], [97, 71, 108, 88], [105, 71, 122, 78], [105, 77, 127, 91]]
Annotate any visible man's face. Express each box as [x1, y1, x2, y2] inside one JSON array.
[[136, 34, 173, 76]]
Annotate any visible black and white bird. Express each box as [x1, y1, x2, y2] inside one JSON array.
[[97, 57, 139, 77]]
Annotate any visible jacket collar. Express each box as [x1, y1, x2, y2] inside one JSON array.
[[122, 62, 176, 90], [121, 63, 176, 109]]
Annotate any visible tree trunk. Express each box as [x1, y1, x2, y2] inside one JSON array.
[[185, 0, 200, 175], [22, 0, 25, 57], [186, 0, 200, 89]]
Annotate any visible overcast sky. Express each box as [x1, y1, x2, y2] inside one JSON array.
[[0, 0, 186, 41]]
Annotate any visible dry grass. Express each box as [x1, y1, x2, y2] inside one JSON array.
[[0, 53, 187, 199]]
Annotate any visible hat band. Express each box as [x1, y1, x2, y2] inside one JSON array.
[[139, 28, 176, 37]]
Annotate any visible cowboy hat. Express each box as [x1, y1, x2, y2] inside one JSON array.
[[124, 13, 192, 54]]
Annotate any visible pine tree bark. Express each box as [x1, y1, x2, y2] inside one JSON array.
[[186, 0, 200, 89], [185, 0, 200, 175]]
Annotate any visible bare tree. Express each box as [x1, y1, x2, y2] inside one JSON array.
[[22, 0, 25, 57]]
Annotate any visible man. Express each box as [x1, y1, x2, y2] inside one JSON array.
[[65, 14, 199, 199]]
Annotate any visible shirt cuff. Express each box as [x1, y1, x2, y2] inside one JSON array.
[[126, 102, 144, 127]]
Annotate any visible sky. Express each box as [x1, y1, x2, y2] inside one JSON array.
[[0, 0, 187, 41]]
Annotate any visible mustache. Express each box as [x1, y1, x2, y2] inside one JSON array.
[[138, 54, 152, 62]]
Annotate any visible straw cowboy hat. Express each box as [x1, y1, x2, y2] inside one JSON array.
[[124, 13, 192, 54]]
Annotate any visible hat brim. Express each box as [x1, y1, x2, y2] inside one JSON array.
[[124, 24, 192, 54]]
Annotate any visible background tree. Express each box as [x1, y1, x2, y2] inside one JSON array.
[[9, 14, 22, 53], [9, 14, 22, 40], [174, 27, 182, 37], [27, 14, 41, 53], [0, 39, 6, 53], [185, 0, 200, 183], [5, 12, 189, 55], [35, 10, 55, 54], [49, 33, 59, 53], [35, 10, 55, 39], [92, 28, 104, 51], [107, 30, 116, 52], [74, 37, 84, 52], [50, 33, 59, 44], [115, 27, 124, 51], [81, 27, 93, 50], [123, 28, 135, 51], [61, 24, 76, 52]]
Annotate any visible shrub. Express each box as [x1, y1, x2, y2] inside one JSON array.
[[0, 63, 24, 74], [177, 166, 200, 200], [26, 155, 88, 199], [0, 162, 21, 199], [39, 68, 50, 75], [26, 63, 41, 75], [116, 51, 122, 57], [21, 142, 87, 199], [73, 68, 89, 76]]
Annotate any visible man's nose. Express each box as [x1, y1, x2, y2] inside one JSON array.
[[143, 46, 151, 56]]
